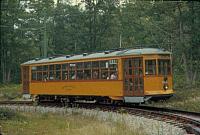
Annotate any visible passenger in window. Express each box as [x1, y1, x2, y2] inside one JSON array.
[[102, 74, 105, 79], [93, 71, 98, 79], [102, 73, 108, 79], [71, 74, 76, 80], [77, 72, 83, 80], [84, 70, 91, 80], [125, 71, 128, 75], [84, 73, 90, 80], [43, 75, 48, 81], [87, 75, 91, 80], [64, 73, 68, 80], [110, 72, 117, 80], [56, 75, 61, 80], [49, 76, 54, 80]]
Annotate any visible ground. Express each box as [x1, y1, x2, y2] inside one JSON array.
[[0, 84, 199, 112], [0, 84, 195, 135]]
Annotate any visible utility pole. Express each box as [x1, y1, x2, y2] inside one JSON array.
[[120, 34, 122, 48], [75, 41, 77, 52], [43, 12, 48, 58], [119, 0, 122, 48]]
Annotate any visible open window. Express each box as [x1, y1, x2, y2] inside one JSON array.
[[62, 64, 68, 80], [31, 66, 37, 80], [92, 61, 99, 79], [49, 65, 55, 80], [84, 62, 91, 79], [100, 61, 109, 79], [31, 59, 118, 81], [69, 63, 76, 80]]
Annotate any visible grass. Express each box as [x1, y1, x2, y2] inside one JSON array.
[[0, 109, 144, 135], [149, 87, 200, 112], [0, 84, 22, 100]]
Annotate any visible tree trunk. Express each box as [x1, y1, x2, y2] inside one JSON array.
[[7, 68, 11, 82], [192, 69, 197, 85], [182, 53, 190, 85], [178, 3, 191, 86]]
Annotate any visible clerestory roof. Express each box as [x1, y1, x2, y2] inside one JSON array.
[[21, 48, 171, 65]]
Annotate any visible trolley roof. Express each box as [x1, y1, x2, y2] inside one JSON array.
[[21, 48, 171, 65]]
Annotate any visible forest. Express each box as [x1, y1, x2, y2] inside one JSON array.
[[0, 0, 200, 88]]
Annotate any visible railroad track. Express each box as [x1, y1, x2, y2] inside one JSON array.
[[69, 102, 200, 135], [130, 105, 200, 135], [0, 101, 200, 135], [0, 100, 34, 105]]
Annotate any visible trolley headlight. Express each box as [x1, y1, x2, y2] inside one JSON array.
[[163, 84, 168, 90], [163, 77, 168, 90]]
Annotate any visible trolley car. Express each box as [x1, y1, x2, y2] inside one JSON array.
[[21, 48, 174, 103]]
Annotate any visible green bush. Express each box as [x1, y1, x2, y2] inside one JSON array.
[[0, 84, 21, 100], [0, 108, 17, 120]]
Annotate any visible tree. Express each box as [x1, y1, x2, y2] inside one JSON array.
[[0, 0, 199, 86]]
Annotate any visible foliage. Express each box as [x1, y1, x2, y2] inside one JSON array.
[[150, 87, 200, 112], [0, 0, 199, 86], [0, 108, 22, 120], [0, 84, 21, 100]]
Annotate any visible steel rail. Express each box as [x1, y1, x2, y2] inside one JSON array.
[[0, 100, 34, 105], [69, 102, 200, 135]]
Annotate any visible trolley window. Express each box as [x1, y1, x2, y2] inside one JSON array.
[[31, 59, 118, 81], [49, 65, 55, 80], [69, 63, 76, 80], [145, 60, 156, 75], [32, 72, 36, 80], [158, 59, 171, 75], [31, 66, 37, 80], [62, 64, 68, 80], [77, 62, 84, 80], [100, 60, 118, 80]]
